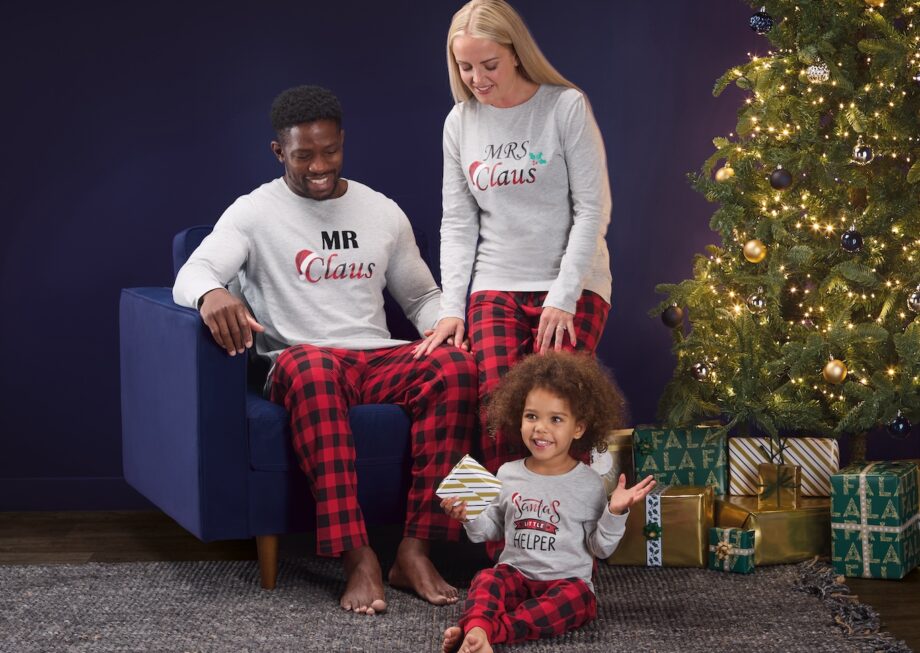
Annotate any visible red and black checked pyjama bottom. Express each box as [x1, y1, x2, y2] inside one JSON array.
[[459, 564, 597, 645], [467, 289, 609, 474], [269, 342, 478, 557]]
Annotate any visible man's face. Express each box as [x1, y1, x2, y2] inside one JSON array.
[[272, 119, 345, 200]]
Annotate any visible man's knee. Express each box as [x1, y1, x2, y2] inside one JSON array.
[[275, 344, 343, 390]]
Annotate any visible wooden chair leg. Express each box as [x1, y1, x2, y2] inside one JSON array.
[[256, 534, 279, 590]]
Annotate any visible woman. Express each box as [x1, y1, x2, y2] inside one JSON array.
[[416, 0, 612, 474]]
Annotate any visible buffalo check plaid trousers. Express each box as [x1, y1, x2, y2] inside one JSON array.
[[269, 342, 478, 556], [459, 564, 597, 645], [467, 290, 609, 474]]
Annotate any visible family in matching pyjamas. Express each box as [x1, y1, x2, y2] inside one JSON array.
[[172, 1, 655, 651]]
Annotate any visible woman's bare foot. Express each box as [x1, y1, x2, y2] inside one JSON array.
[[441, 626, 463, 653], [459, 626, 492, 653], [387, 537, 459, 605], [340, 545, 387, 615]]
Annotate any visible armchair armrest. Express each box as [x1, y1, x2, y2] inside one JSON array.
[[119, 287, 250, 540]]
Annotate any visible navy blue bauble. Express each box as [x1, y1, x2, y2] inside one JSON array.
[[840, 228, 863, 252], [887, 415, 912, 439], [661, 305, 684, 328], [769, 167, 793, 189], [749, 8, 774, 34]]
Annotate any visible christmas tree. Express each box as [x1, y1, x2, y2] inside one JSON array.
[[653, 0, 920, 450]]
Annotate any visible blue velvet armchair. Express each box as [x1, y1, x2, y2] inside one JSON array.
[[120, 226, 421, 588]]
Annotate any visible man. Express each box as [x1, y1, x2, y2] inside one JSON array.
[[173, 85, 477, 615]]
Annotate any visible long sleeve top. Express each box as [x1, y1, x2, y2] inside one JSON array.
[[439, 84, 612, 321], [173, 178, 441, 360], [464, 459, 628, 594]]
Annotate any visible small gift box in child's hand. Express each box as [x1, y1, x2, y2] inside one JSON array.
[[708, 527, 755, 574], [436, 455, 502, 519]]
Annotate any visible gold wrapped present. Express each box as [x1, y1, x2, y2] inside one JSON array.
[[715, 495, 830, 565], [590, 429, 635, 497], [607, 485, 714, 567], [435, 454, 501, 519], [729, 437, 839, 496], [757, 463, 801, 510]]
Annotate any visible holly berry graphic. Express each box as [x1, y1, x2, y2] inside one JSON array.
[[529, 152, 546, 167]]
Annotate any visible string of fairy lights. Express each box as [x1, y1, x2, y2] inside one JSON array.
[[660, 1, 919, 438]]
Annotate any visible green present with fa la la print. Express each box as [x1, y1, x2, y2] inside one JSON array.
[[830, 461, 920, 580], [632, 425, 727, 494]]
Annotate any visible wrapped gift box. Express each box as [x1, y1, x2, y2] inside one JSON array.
[[729, 437, 839, 497], [757, 463, 801, 510], [708, 527, 755, 574], [830, 461, 920, 580], [715, 495, 830, 565], [435, 454, 501, 519], [607, 485, 714, 567], [590, 429, 635, 497], [633, 426, 727, 494]]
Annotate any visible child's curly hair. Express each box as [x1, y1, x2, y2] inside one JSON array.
[[486, 351, 629, 454]]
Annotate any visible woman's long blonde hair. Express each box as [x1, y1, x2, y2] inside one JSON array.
[[446, 0, 579, 103]]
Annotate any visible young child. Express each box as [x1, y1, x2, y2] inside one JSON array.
[[440, 352, 656, 653]]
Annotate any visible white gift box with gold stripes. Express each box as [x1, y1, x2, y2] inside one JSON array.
[[728, 437, 840, 497], [436, 454, 502, 519]]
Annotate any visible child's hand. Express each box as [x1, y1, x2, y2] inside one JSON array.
[[607, 474, 656, 516], [440, 496, 469, 523]]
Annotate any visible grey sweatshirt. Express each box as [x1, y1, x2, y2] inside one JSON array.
[[439, 85, 612, 321], [173, 178, 441, 359], [464, 459, 628, 593]]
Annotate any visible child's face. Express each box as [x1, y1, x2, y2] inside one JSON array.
[[520, 388, 586, 471]]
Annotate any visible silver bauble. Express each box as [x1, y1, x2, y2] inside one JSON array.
[[806, 62, 830, 83]]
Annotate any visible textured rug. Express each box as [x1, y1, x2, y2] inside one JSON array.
[[0, 557, 910, 653]]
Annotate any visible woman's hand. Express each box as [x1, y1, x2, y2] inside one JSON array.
[[608, 474, 657, 515], [440, 496, 469, 523], [413, 317, 467, 359], [536, 306, 576, 353]]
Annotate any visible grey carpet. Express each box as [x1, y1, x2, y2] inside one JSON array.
[[0, 557, 910, 653]]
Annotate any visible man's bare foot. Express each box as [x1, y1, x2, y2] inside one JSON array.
[[459, 626, 492, 653], [442, 626, 463, 653], [387, 537, 459, 605], [340, 545, 387, 615]]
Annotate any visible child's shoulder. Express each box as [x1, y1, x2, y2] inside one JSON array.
[[496, 459, 527, 479]]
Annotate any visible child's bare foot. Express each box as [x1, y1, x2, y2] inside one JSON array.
[[340, 545, 387, 615], [442, 626, 463, 653], [459, 626, 492, 653], [388, 537, 459, 605]]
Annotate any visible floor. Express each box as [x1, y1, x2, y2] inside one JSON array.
[[1, 511, 917, 650]]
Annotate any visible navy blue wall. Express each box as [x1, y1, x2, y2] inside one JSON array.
[[3, 2, 914, 510]]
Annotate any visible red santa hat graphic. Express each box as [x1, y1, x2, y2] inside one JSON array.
[[295, 249, 322, 280]]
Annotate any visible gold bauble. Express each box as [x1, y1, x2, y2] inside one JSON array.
[[715, 166, 735, 182], [823, 359, 848, 385], [864, 0, 885, 6], [743, 239, 767, 263]]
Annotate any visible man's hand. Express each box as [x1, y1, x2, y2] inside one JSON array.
[[535, 306, 576, 354], [439, 496, 469, 523], [198, 288, 265, 356], [608, 474, 656, 516], [413, 317, 467, 359]]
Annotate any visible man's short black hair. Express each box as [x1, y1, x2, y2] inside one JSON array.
[[270, 85, 343, 138]]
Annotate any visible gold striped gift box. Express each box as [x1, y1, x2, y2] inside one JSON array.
[[435, 454, 502, 518], [728, 437, 840, 497]]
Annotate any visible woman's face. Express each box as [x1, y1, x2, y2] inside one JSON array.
[[451, 34, 522, 107]]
